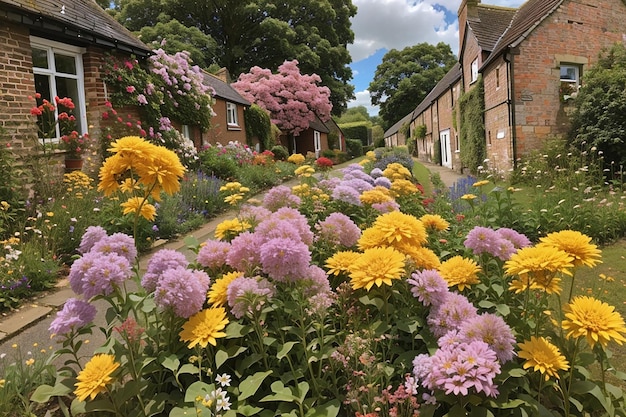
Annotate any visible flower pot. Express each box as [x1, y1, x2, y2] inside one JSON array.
[[64, 158, 83, 173]]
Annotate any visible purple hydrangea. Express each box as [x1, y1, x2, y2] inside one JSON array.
[[372, 200, 400, 213], [239, 204, 272, 226], [68, 251, 100, 294], [341, 163, 365, 175], [370, 167, 384, 178], [226, 232, 263, 273], [262, 185, 302, 211], [464, 226, 501, 256], [315, 212, 361, 247], [91, 232, 137, 264], [300, 265, 331, 297], [154, 267, 210, 318], [317, 177, 341, 194], [255, 218, 303, 245], [493, 238, 517, 261], [459, 313, 516, 363], [341, 178, 374, 193], [227, 276, 275, 318], [197, 240, 231, 270], [49, 298, 97, 336], [427, 293, 478, 337], [142, 249, 189, 292], [331, 185, 362, 206], [407, 269, 450, 307], [78, 226, 108, 254], [273, 207, 314, 246], [497, 227, 531, 249], [343, 169, 375, 184], [259, 237, 311, 282], [373, 176, 392, 188], [79, 253, 132, 299]]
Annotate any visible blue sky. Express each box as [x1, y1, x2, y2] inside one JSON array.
[[347, 0, 525, 116]]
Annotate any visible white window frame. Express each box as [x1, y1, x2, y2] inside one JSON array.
[[470, 58, 479, 83], [182, 125, 191, 139], [30, 36, 87, 143], [560, 64, 580, 101], [226, 102, 239, 127], [314, 130, 321, 158]]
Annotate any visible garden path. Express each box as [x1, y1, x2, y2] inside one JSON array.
[[0, 161, 463, 360]]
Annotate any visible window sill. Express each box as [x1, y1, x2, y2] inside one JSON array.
[[227, 124, 241, 131]]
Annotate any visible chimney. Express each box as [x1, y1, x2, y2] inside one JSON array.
[[458, 0, 480, 53], [216, 67, 231, 83]]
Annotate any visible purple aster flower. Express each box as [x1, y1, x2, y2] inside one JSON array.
[[226, 232, 263, 273], [142, 249, 189, 292], [493, 238, 516, 261], [255, 218, 302, 244], [78, 226, 108, 254], [341, 163, 365, 175], [80, 253, 132, 299], [197, 240, 231, 270], [49, 298, 96, 336], [407, 269, 450, 307], [262, 185, 302, 211], [497, 227, 531, 249], [315, 212, 361, 247], [154, 267, 210, 318], [300, 265, 331, 297], [370, 167, 384, 178], [331, 185, 362, 206], [341, 178, 374, 193], [427, 293, 478, 337], [68, 251, 100, 294], [459, 313, 516, 363], [374, 176, 392, 188], [239, 204, 272, 226], [343, 170, 375, 184], [372, 200, 400, 213], [227, 276, 275, 318], [464, 226, 500, 256], [91, 232, 137, 263], [317, 177, 341, 193], [273, 207, 314, 246], [437, 330, 462, 349], [259, 237, 311, 282]]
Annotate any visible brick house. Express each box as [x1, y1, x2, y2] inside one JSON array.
[[396, 0, 626, 175], [201, 69, 251, 149], [279, 115, 346, 157], [0, 0, 151, 164]]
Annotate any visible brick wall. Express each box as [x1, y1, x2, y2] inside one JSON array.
[[483, 55, 513, 175]]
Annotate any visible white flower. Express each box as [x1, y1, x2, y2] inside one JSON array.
[[215, 373, 231, 387]]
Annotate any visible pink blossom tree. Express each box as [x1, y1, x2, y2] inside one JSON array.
[[232, 60, 332, 138]]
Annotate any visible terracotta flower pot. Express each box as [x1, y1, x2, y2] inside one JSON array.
[[64, 158, 83, 172]]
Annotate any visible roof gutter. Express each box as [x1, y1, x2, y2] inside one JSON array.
[[503, 48, 517, 168]]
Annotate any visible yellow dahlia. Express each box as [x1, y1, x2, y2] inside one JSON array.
[[295, 165, 315, 177], [208, 272, 243, 306], [504, 245, 574, 293], [472, 180, 490, 187], [287, 153, 306, 165], [179, 307, 229, 349], [349, 247, 406, 290], [518, 336, 569, 381], [371, 211, 427, 247], [562, 296, 626, 348], [539, 230, 602, 268], [360, 187, 394, 205], [121, 197, 156, 221], [438, 256, 481, 291], [461, 194, 477, 200], [215, 218, 251, 241], [383, 163, 412, 180], [357, 227, 388, 250], [74, 354, 120, 402], [390, 179, 419, 196], [325, 250, 361, 276], [402, 245, 441, 270], [419, 214, 450, 231]]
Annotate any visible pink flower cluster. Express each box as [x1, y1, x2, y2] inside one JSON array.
[[464, 226, 531, 261]]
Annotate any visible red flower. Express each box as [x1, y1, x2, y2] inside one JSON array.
[[315, 156, 333, 168], [30, 107, 43, 116]]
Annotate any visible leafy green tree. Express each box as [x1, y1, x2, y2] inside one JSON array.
[[113, 0, 356, 114], [137, 20, 217, 69], [337, 106, 370, 123], [569, 43, 626, 167], [369, 42, 457, 130]]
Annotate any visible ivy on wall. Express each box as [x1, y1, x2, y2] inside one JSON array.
[[458, 76, 486, 174], [244, 104, 273, 150]]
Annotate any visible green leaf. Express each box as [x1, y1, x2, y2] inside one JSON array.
[[31, 380, 73, 403], [169, 406, 196, 417], [238, 371, 273, 401], [226, 321, 251, 338], [277, 341, 299, 360], [177, 363, 200, 378], [297, 381, 310, 403], [447, 404, 469, 417], [260, 380, 298, 403], [305, 399, 341, 417], [216, 345, 248, 369], [478, 300, 495, 309], [184, 381, 214, 402], [507, 368, 527, 378], [237, 405, 265, 416], [495, 303, 510, 316], [359, 294, 384, 309], [160, 354, 180, 372]]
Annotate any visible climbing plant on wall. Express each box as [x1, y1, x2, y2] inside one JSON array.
[[458, 76, 486, 174], [244, 104, 273, 150]]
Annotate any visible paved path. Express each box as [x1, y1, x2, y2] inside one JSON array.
[[0, 161, 464, 357]]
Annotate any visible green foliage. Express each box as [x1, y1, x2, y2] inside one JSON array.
[[244, 104, 273, 150], [270, 145, 289, 161], [569, 43, 626, 168], [199, 147, 241, 181], [458, 76, 486, 173], [336, 106, 370, 124], [327, 131, 339, 150], [345, 138, 363, 158], [339, 121, 371, 145], [433, 138, 442, 165], [414, 124, 427, 139], [369, 42, 457, 130]]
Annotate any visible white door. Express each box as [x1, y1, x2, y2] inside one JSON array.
[[440, 129, 452, 168], [314, 131, 321, 158]]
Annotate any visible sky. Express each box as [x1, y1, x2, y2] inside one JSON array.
[[347, 0, 525, 116]]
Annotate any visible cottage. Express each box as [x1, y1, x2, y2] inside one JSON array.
[[0, 1, 151, 162], [397, 0, 626, 175]]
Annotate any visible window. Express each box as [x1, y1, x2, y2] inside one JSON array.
[[560, 64, 580, 101], [30, 37, 86, 141], [182, 125, 191, 139], [470, 58, 479, 83], [496, 67, 500, 89], [226, 102, 239, 127], [314, 131, 321, 158]]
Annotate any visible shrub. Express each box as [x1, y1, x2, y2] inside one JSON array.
[[321, 148, 336, 158], [373, 147, 414, 172], [339, 121, 371, 145], [345, 138, 363, 158], [271, 145, 289, 160], [199, 147, 240, 180]]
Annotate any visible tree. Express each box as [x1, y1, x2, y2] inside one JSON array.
[[232, 60, 332, 142], [337, 106, 370, 124], [569, 43, 626, 168], [113, 0, 356, 114], [369, 42, 457, 130]]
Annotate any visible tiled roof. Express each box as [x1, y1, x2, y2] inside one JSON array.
[[483, 0, 564, 67], [411, 63, 462, 119], [309, 115, 331, 134], [1, 0, 150, 55], [203, 73, 251, 107], [469, 5, 516, 52]]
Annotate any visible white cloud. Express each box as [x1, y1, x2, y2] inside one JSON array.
[[347, 90, 379, 116], [349, 0, 459, 61]]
